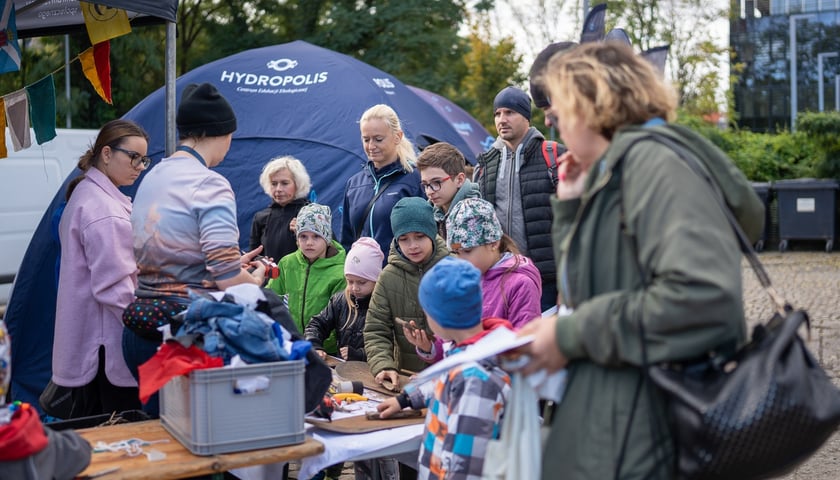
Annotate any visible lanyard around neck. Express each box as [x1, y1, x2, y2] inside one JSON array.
[[176, 145, 207, 167]]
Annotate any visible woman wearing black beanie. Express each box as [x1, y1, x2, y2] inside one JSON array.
[[121, 82, 267, 417]]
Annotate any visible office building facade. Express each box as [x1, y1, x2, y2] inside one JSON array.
[[731, 0, 840, 131]]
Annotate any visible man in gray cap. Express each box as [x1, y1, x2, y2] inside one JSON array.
[[473, 86, 565, 312]]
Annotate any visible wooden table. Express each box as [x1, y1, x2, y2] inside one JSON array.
[[76, 420, 324, 479]]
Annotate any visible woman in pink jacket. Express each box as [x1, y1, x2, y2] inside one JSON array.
[[51, 120, 150, 418]]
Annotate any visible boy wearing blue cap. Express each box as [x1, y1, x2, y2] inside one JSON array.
[[376, 257, 512, 480]]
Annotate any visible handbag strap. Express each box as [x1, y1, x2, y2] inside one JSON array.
[[627, 133, 788, 316], [354, 177, 395, 239]]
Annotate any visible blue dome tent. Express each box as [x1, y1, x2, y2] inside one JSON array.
[[408, 85, 494, 155], [5, 40, 490, 410]]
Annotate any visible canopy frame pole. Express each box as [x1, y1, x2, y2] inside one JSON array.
[[165, 20, 176, 156]]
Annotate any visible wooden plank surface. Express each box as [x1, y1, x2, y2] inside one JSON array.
[[306, 409, 425, 434], [76, 420, 324, 479]]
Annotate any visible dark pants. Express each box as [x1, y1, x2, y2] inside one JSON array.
[[122, 329, 162, 418], [66, 345, 141, 419], [540, 281, 558, 313]]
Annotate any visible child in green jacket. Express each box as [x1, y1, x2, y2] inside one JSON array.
[[268, 203, 346, 354]]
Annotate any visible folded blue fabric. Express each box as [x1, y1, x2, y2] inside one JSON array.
[[179, 295, 290, 364]]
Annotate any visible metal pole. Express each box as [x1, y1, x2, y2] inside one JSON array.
[[165, 21, 177, 157], [836, 75, 839, 111], [582, 0, 589, 30], [817, 52, 838, 112], [790, 16, 798, 131], [64, 35, 70, 128], [819, 53, 825, 112], [789, 14, 815, 131]]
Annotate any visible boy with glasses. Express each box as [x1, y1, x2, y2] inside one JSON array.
[[416, 142, 480, 241]]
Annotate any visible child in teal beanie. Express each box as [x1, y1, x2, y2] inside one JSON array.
[[363, 196, 449, 387]]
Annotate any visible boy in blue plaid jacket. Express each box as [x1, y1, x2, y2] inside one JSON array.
[[376, 257, 512, 480]]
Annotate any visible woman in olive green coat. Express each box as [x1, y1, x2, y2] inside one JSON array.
[[516, 43, 764, 479]]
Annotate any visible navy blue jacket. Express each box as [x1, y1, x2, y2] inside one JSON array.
[[340, 160, 424, 259]]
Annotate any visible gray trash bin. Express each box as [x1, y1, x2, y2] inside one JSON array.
[[774, 178, 839, 252], [751, 182, 772, 252]]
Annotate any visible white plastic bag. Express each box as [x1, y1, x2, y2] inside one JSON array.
[[483, 372, 542, 479]]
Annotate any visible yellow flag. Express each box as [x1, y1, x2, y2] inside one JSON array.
[[80, 2, 131, 45]]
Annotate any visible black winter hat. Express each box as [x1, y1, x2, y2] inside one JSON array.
[[493, 86, 531, 121], [529, 42, 577, 108], [176, 83, 237, 137]]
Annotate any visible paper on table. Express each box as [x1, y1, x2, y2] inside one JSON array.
[[408, 327, 533, 386]]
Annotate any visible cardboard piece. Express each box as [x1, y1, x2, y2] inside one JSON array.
[[334, 361, 412, 397]]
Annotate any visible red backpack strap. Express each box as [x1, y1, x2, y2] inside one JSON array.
[[542, 140, 559, 186]]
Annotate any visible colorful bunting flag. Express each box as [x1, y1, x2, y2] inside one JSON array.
[[0, 97, 7, 159], [0, 0, 22, 73], [27, 75, 56, 145], [4, 89, 30, 152], [80, 1, 131, 45], [580, 3, 607, 44], [79, 42, 112, 104]]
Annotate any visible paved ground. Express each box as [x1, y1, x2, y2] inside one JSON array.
[[290, 251, 840, 479], [741, 251, 840, 479]]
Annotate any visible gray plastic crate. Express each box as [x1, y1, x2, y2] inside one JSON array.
[[160, 359, 305, 455]]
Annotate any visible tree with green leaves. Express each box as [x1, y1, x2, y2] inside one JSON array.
[[0, 0, 526, 132], [451, 12, 524, 132], [310, 0, 468, 94], [604, 0, 729, 116]]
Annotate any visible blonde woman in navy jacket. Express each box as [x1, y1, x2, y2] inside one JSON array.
[[340, 104, 424, 260]]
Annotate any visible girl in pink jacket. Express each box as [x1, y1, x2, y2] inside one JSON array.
[[409, 198, 542, 363]]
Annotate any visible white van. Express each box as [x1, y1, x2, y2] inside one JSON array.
[[0, 128, 98, 305]]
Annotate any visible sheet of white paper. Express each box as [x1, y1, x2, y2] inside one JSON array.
[[408, 327, 533, 386]]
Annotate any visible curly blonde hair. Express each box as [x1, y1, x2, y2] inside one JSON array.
[[258, 156, 311, 200], [544, 42, 678, 139]]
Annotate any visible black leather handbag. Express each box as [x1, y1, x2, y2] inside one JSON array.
[[644, 301, 840, 479], [635, 136, 840, 480]]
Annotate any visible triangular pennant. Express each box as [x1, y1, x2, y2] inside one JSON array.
[[0, 97, 8, 158], [79, 42, 112, 104], [80, 1, 131, 45], [4, 89, 30, 151], [642, 45, 670, 76], [93, 41, 112, 103], [605, 28, 632, 46], [26, 75, 57, 145], [580, 3, 607, 43], [0, 0, 21, 74]]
